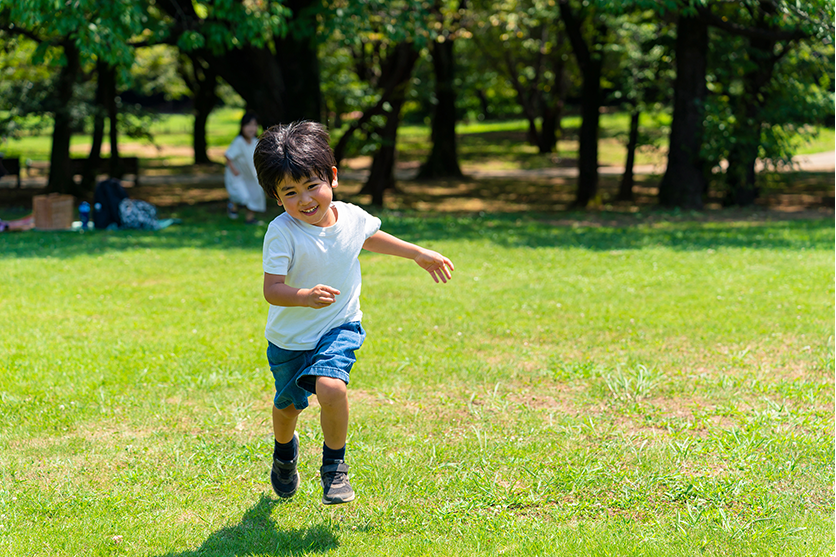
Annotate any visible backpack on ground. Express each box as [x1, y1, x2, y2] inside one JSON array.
[[93, 178, 128, 229]]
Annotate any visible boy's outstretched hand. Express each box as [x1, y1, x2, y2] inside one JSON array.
[[362, 231, 454, 283], [415, 250, 455, 283]]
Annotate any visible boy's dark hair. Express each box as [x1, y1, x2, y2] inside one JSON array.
[[239, 111, 259, 136], [253, 121, 336, 201]]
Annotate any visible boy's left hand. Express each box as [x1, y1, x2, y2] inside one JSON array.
[[414, 250, 454, 284]]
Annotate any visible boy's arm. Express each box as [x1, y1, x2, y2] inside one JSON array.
[[264, 273, 340, 309], [363, 231, 454, 284]]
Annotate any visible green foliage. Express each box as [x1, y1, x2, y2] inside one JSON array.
[[0, 34, 59, 139], [701, 8, 835, 177], [0, 0, 146, 67], [607, 12, 675, 109], [325, 0, 435, 48], [2, 0, 832, 181], [322, 1, 438, 159], [320, 35, 383, 127], [467, 0, 571, 113], [129, 44, 190, 101], [164, 1, 291, 55], [452, 41, 521, 121]]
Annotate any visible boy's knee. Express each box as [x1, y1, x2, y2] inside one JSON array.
[[275, 404, 303, 419], [315, 376, 347, 405]]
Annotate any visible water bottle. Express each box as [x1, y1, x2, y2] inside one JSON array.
[[79, 201, 90, 230]]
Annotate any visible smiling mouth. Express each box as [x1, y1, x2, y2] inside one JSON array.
[[301, 206, 318, 216]]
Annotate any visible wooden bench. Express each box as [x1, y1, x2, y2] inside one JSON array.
[[70, 157, 141, 186], [0, 157, 22, 188]]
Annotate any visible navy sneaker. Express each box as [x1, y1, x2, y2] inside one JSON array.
[[320, 460, 355, 505], [270, 433, 299, 499]]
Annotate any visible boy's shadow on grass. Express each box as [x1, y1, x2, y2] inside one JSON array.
[[158, 495, 339, 557]]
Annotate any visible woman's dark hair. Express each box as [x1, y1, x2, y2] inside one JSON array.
[[239, 111, 259, 136], [253, 121, 337, 200]]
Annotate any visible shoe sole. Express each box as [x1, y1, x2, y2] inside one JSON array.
[[274, 471, 300, 499], [322, 492, 355, 505]]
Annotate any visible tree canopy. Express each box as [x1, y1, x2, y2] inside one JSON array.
[[1, 0, 832, 206]]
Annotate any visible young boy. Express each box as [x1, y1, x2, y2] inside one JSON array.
[[253, 121, 454, 505]]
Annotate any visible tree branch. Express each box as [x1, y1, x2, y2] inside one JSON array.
[[698, 7, 809, 42], [558, 0, 590, 69], [0, 24, 47, 44]]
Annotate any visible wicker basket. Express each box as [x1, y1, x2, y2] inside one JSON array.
[[33, 193, 75, 230]]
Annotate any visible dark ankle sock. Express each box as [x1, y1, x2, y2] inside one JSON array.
[[274, 437, 297, 462], [322, 442, 345, 463]]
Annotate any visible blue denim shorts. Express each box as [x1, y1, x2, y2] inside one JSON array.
[[267, 321, 365, 410]]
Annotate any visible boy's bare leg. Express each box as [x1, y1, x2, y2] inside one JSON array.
[[271, 404, 302, 498], [273, 404, 302, 444], [315, 376, 349, 450], [315, 376, 354, 504]]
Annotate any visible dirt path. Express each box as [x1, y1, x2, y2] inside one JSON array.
[[4, 151, 833, 188], [343, 151, 835, 181]]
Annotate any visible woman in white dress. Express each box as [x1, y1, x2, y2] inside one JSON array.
[[225, 112, 266, 224]]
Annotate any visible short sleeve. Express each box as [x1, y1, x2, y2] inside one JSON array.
[[359, 208, 381, 239], [263, 224, 293, 275]]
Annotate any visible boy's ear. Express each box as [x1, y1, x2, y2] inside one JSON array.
[[331, 166, 338, 188]]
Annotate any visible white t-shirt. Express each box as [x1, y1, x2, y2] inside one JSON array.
[[262, 201, 381, 350]]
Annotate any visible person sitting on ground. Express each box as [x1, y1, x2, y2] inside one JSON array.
[[254, 121, 455, 505]]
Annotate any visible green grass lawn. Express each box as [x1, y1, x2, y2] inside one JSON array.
[[0, 107, 246, 164], [0, 208, 832, 556]]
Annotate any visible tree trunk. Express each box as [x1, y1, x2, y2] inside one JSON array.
[[273, 2, 322, 124], [156, 0, 321, 127], [618, 108, 640, 202], [81, 61, 108, 192], [190, 56, 218, 165], [359, 43, 419, 206], [525, 116, 540, 147], [575, 57, 601, 207], [724, 146, 758, 206], [97, 64, 121, 178], [333, 43, 418, 167], [193, 103, 212, 165], [538, 104, 559, 155], [476, 89, 491, 119], [538, 56, 566, 154], [559, 1, 603, 208], [724, 32, 781, 206], [47, 40, 81, 195], [418, 38, 462, 179], [365, 105, 401, 207], [658, 15, 708, 209], [203, 47, 285, 126], [194, 0, 320, 127]]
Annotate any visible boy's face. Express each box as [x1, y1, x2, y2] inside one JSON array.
[[275, 166, 338, 227]]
